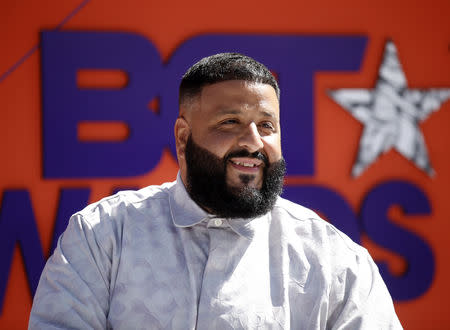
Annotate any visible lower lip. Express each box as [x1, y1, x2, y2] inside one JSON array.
[[229, 161, 260, 173]]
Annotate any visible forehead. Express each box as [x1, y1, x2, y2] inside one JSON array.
[[196, 80, 280, 117]]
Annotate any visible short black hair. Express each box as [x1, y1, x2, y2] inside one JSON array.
[[179, 53, 280, 105]]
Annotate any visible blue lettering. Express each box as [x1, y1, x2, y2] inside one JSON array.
[[361, 181, 435, 301], [0, 190, 45, 312], [0, 188, 90, 311], [41, 31, 165, 178], [50, 188, 91, 253], [42, 32, 367, 178]]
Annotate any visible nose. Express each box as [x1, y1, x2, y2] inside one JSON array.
[[238, 122, 264, 152]]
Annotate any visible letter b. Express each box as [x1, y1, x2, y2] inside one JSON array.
[[41, 31, 167, 178]]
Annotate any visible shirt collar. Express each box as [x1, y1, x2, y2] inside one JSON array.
[[226, 216, 268, 241], [169, 172, 210, 227], [168, 172, 269, 240]]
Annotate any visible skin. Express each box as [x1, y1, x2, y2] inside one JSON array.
[[175, 80, 282, 190]]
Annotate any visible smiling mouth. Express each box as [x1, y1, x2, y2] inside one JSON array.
[[229, 158, 263, 172], [231, 161, 258, 167]]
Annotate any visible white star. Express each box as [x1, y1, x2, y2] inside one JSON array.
[[329, 40, 450, 177]]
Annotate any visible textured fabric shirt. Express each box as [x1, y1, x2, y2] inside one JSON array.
[[29, 174, 402, 329]]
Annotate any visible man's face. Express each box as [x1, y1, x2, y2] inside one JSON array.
[[176, 80, 284, 218], [184, 80, 282, 187]]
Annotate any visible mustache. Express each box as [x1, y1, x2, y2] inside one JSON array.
[[225, 149, 269, 167]]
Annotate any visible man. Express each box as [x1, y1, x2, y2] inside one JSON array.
[[29, 53, 402, 329]]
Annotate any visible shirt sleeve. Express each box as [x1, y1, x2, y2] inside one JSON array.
[[327, 249, 403, 329], [28, 213, 111, 329]]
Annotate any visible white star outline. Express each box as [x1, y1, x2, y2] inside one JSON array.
[[329, 40, 450, 177]]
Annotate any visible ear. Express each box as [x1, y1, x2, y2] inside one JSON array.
[[174, 116, 190, 163]]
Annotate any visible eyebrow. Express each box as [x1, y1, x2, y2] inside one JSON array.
[[215, 108, 277, 119]]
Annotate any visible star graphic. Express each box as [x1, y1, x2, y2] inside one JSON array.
[[328, 40, 450, 177]]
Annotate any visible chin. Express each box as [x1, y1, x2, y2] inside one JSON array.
[[227, 178, 262, 190]]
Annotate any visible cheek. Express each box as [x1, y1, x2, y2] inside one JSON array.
[[198, 137, 234, 158], [196, 133, 235, 159], [262, 135, 282, 160]]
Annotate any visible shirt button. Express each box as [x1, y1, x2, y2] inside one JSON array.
[[214, 219, 223, 226]]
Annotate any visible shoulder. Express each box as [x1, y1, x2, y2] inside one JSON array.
[[62, 180, 176, 248], [75, 180, 175, 224], [271, 196, 380, 304], [272, 196, 367, 261], [273, 196, 321, 221], [58, 180, 177, 257]]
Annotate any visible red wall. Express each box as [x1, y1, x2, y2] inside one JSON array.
[[1, 0, 449, 328]]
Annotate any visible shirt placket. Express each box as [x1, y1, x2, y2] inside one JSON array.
[[196, 218, 242, 329]]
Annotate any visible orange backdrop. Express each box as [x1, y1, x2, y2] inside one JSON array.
[[1, 0, 449, 328]]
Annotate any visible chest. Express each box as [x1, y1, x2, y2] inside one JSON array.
[[107, 221, 324, 329]]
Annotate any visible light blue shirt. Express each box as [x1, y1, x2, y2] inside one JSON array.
[[29, 174, 402, 329]]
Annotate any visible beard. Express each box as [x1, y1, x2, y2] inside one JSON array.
[[184, 135, 286, 219]]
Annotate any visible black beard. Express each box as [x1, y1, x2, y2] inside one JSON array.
[[184, 135, 286, 219]]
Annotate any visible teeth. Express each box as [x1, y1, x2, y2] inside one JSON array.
[[233, 161, 256, 167]]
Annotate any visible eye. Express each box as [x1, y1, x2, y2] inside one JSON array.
[[220, 118, 239, 125], [259, 121, 275, 131]]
